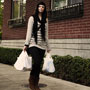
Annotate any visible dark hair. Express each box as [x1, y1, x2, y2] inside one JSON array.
[[32, 2, 47, 44]]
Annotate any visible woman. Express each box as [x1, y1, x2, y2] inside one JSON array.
[[23, 2, 51, 90]]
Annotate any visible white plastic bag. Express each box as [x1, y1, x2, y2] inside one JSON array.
[[42, 52, 55, 73], [14, 51, 32, 71]]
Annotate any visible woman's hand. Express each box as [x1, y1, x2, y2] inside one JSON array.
[[47, 49, 51, 53], [23, 46, 28, 52]]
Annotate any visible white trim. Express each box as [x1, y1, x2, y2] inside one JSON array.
[[18, 0, 20, 18], [1, 39, 90, 58], [66, 0, 68, 6], [51, 0, 53, 10]]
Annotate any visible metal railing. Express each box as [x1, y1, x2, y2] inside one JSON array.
[[48, 3, 84, 21]]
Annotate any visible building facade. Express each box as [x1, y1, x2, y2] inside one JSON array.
[[1, 0, 90, 58]]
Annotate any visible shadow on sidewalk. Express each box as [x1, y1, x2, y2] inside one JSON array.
[[21, 83, 47, 88]]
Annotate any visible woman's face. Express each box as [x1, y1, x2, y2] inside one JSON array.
[[38, 4, 45, 13]]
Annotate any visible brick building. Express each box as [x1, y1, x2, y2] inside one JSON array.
[[1, 0, 90, 58]]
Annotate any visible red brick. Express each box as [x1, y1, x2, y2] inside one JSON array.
[[2, 0, 90, 39]]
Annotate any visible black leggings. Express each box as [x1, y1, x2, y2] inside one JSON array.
[[26, 46, 45, 78]]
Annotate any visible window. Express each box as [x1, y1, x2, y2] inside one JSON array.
[[52, 0, 83, 10], [48, 0, 84, 21], [68, 0, 82, 6], [8, 0, 26, 28], [52, 0, 68, 10], [12, 0, 26, 19]]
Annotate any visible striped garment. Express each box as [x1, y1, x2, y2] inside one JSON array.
[[24, 16, 51, 50]]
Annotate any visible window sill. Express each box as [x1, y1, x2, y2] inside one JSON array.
[[8, 18, 26, 28]]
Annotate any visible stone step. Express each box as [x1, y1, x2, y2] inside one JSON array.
[[0, 40, 25, 49]]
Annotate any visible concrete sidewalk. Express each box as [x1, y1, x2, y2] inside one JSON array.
[[0, 63, 90, 90]]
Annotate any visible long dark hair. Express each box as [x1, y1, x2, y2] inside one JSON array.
[[32, 2, 47, 44]]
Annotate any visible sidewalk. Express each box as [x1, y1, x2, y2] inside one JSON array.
[[0, 63, 90, 90]]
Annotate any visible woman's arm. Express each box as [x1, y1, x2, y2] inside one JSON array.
[[24, 16, 34, 47], [45, 18, 51, 51]]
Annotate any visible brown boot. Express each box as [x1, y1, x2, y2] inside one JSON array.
[[34, 77, 40, 90], [29, 75, 36, 90]]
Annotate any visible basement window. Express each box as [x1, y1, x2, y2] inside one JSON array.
[[49, 0, 84, 21]]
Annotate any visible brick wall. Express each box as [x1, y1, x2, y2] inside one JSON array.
[[2, 0, 27, 40], [49, 0, 90, 39], [2, 0, 90, 40], [2, 0, 51, 40]]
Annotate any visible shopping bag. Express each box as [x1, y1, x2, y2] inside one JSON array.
[[42, 52, 55, 73], [14, 51, 32, 71]]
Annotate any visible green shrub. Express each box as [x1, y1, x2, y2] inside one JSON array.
[[0, 47, 22, 65], [52, 55, 90, 86], [0, 47, 90, 86]]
